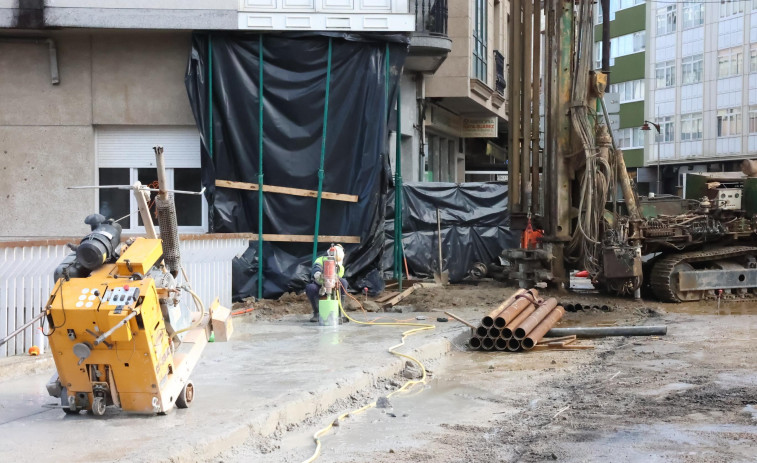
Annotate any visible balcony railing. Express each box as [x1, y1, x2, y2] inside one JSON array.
[[414, 0, 448, 36], [494, 50, 506, 95]]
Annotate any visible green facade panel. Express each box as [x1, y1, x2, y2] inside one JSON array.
[[618, 101, 644, 128], [610, 52, 645, 83], [594, 4, 646, 40], [622, 149, 644, 168]]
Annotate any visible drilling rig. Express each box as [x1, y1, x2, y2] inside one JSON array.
[[503, 0, 757, 302]]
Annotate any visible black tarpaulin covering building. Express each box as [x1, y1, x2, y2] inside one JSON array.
[[383, 183, 517, 283], [185, 32, 408, 299]]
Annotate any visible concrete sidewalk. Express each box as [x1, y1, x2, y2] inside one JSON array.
[[0, 313, 462, 463]]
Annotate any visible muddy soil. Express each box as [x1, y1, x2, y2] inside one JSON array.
[[219, 286, 757, 463]]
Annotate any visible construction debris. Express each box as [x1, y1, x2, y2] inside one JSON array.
[[469, 289, 567, 352]]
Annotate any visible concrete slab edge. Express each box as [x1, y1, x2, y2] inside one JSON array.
[[159, 334, 454, 463], [0, 354, 54, 382]]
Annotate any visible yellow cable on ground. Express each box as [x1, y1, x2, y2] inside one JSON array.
[[301, 283, 435, 463]]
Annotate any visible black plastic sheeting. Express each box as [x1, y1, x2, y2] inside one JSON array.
[[185, 32, 408, 300], [382, 183, 517, 283]]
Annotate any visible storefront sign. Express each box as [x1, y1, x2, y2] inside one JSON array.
[[462, 117, 498, 138]]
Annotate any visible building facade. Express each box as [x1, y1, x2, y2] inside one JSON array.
[[0, 0, 453, 238], [393, 0, 508, 184], [645, 0, 757, 195], [594, 0, 647, 185]]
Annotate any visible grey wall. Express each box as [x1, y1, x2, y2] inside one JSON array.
[[0, 30, 194, 237]]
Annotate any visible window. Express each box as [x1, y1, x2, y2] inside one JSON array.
[[718, 47, 744, 78], [472, 0, 488, 82], [609, 79, 644, 102], [657, 5, 677, 35], [96, 126, 206, 233], [751, 45, 757, 72], [717, 108, 742, 137], [595, 0, 643, 24], [656, 60, 676, 88], [680, 113, 703, 140], [682, 2, 704, 28], [749, 105, 757, 133], [720, 0, 744, 17], [616, 127, 644, 149], [594, 31, 646, 68], [656, 116, 675, 143], [681, 54, 703, 84]]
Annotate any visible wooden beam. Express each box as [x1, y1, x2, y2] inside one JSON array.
[[381, 285, 417, 309], [215, 179, 358, 203], [237, 234, 360, 244]]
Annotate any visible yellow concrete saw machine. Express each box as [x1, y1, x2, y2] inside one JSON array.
[[44, 146, 232, 416]]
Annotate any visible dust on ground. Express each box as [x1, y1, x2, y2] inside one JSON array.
[[221, 281, 757, 463]]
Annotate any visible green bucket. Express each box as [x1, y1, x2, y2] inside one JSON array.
[[318, 298, 341, 326]]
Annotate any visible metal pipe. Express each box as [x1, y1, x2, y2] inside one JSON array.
[[564, 303, 575, 312], [574, 303, 583, 311], [495, 337, 509, 351], [601, 0, 611, 81], [545, 326, 668, 338], [482, 336, 495, 351], [476, 325, 488, 337], [514, 297, 558, 339], [469, 336, 482, 349], [488, 327, 501, 338], [531, 0, 542, 216], [481, 288, 527, 327], [509, 0, 522, 210], [616, 149, 641, 221], [0, 312, 45, 348], [600, 305, 610, 312], [502, 303, 536, 338], [591, 305, 600, 311], [507, 338, 521, 351], [520, 0, 533, 213], [523, 305, 565, 350], [495, 288, 539, 328]]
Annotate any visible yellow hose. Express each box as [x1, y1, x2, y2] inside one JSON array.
[[301, 284, 435, 463]]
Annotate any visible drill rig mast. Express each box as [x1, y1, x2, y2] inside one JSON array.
[[504, 0, 757, 301]]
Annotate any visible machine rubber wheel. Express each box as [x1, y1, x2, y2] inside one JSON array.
[[92, 397, 107, 416], [176, 380, 194, 409]]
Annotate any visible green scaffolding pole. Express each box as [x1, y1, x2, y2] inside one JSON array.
[[312, 37, 333, 262], [257, 35, 265, 300]]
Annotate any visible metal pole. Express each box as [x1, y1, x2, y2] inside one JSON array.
[[656, 105, 661, 194], [0, 312, 45, 348], [312, 37, 333, 262], [208, 34, 213, 159], [258, 34, 265, 300], [395, 82, 403, 291], [545, 326, 667, 338]]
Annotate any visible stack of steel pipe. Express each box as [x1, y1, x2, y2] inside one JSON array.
[[469, 289, 566, 352]]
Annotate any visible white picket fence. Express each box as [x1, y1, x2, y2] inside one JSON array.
[[0, 235, 249, 357]]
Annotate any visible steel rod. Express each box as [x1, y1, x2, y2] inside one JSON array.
[[0, 312, 45, 348]]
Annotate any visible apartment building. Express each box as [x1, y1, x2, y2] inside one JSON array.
[[399, 0, 509, 183], [594, 0, 647, 181], [645, 0, 756, 194], [0, 1, 437, 237]]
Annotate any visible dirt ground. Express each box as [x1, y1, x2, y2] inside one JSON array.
[[223, 280, 757, 463]]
